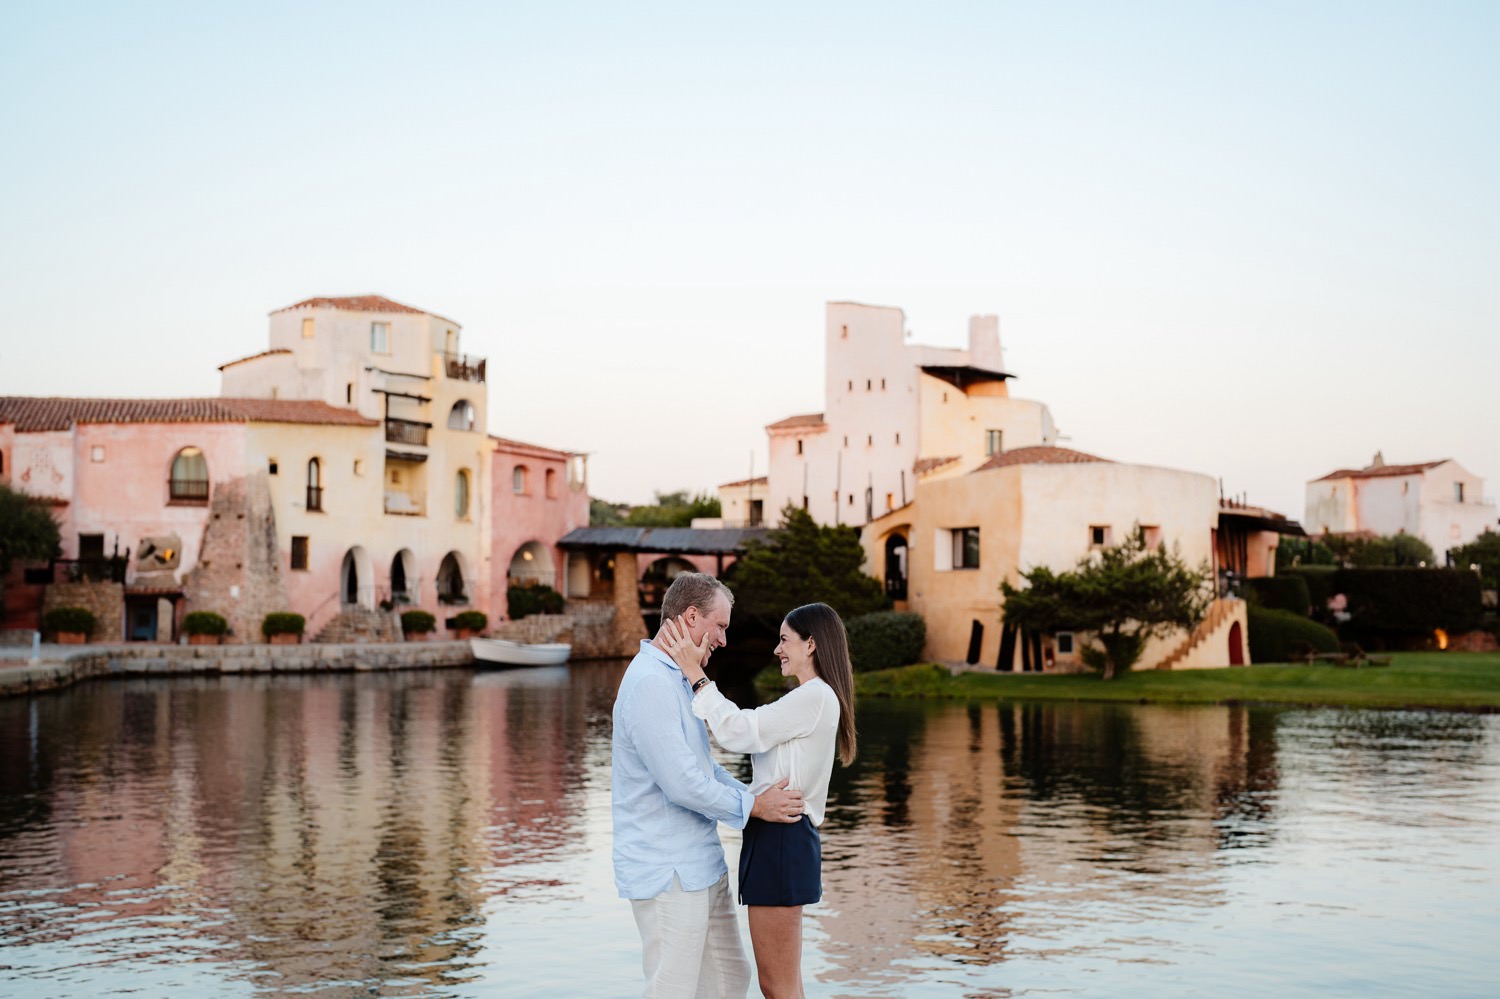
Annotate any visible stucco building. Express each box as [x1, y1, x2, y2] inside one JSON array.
[[1, 295, 586, 643], [1305, 453, 1496, 559]]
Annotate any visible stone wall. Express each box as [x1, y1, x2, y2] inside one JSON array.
[[42, 582, 125, 642], [181, 473, 286, 643], [611, 552, 648, 655]]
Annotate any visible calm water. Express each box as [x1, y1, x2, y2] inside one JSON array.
[[1, 663, 1497, 998]]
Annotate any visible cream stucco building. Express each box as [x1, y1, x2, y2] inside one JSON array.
[[1305, 453, 1497, 559]]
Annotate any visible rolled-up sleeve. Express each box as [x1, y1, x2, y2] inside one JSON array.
[[692, 682, 821, 755], [624, 674, 754, 827]]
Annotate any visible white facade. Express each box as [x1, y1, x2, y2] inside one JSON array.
[[1305, 456, 1497, 558], [765, 302, 1057, 528]]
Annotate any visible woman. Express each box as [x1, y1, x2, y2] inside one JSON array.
[[660, 602, 857, 999]]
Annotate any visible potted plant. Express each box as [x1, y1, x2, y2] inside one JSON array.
[[44, 606, 96, 644], [262, 612, 306, 645], [449, 610, 487, 639], [401, 609, 436, 640], [183, 611, 229, 645]]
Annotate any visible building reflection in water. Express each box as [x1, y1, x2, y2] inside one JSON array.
[[811, 698, 1284, 988]]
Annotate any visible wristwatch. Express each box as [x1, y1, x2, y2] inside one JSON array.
[[691, 676, 710, 694]]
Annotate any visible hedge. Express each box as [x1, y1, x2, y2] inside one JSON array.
[[43, 606, 96, 636], [1244, 575, 1312, 616], [1247, 606, 1340, 663], [261, 612, 305, 638], [450, 610, 488, 632], [183, 611, 229, 636], [400, 609, 436, 634], [1288, 566, 1338, 618], [508, 583, 565, 620], [1336, 567, 1482, 636], [845, 611, 926, 672]]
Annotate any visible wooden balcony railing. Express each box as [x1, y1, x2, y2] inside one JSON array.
[[445, 353, 487, 383], [385, 418, 430, 446]]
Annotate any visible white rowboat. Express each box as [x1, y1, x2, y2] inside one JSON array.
[[470, 637, 572, 667]]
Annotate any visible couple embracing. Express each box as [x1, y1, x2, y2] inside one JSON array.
[[611, 572, 857, 999]]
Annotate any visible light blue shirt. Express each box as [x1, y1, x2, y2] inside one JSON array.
[[612, 640, 754, 900]]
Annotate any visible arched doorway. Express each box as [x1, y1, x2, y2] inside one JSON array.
[[1228, 619, 1246, 665], [640, 556, 697, 611], [884, 533, 908, 600], [437, 551, 468, 606], [508, 541, 556, 590], [390, 549, 415, 604], [340, 547, 373, 608]]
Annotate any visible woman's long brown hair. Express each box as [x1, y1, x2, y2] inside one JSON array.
[[784, 602, 857, 766]]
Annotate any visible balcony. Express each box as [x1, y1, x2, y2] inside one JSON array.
[[385, 418, 430, 447], [445, 352, 487, 383]]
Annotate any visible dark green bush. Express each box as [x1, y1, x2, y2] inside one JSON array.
[[1335, 567, 1482, 637], [43, 606, 96, 636], [845, 611, 926, 672], [401, 609, 436, 634], [450, 610, 488, 632], [1247, 606, 1339, 663], [261, 612, 305, 638], [508, 583, 565, 619], [1288, 566, 1339, 619], [183, 611, 228, 636], [1244, 575, 1312, 616]]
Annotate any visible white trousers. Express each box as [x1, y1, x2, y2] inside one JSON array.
[[630, 873, 750, 999]]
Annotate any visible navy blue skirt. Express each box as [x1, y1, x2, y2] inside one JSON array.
[[739, 815, 822, 906]]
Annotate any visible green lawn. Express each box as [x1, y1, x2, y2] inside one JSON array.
[[853, 652, 1500, 711]]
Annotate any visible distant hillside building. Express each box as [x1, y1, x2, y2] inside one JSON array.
[[1305, 453, 1497, 558]]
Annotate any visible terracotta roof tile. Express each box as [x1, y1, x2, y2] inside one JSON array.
[[273, 294, 431, 315], [218, 348, 292, 371], [766, 412, 826, 432], [0, 397, 377, 432], [974, 446, 1112, 471], [914, 455, 960, 475], [491, 435, 577, 460], [718, 476, 768, 489], [1314, 460, 1447, 481]]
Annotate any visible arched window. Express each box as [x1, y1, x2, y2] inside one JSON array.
[[455, 468, 471, 519], [306, 458, 323, 511], [169, 447, 209, 502], [448, 399, 476, 431], [513, 465, 528, 495], [545, 467, 557, 498]]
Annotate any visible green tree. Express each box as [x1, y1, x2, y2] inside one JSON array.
[[0, 484, 62, 614], [726, 505, 887, 629], [1276, 536, 1337, 570], [624, 490, 721, 527], [590, 497, 627, 526], [1448, 530, 1500, 590], [1324, 532, 1436, 567], [1000, 526, 1212, 680], [1, 483, 61, 574]]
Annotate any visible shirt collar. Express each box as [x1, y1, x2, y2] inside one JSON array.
[[638, 639, 683, 673]]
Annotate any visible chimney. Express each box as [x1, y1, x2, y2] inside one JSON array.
[[967, 315, 1003, 372], [1370, 451, 1386, 469]]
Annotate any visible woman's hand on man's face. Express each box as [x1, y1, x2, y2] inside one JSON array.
[[662, 615, 710, 681]]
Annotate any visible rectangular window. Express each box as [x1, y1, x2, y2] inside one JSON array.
[[301, 317, 315, 339], [1455, 482, 1465, 502], [1090, 525, 1112, 547], [79, 534, 105, 560], [953, 527, 980, 569], [1056, 632, 1075, 655], [796, 440, 803, 456], [985, 429, 1003, 456], [290, 536, 309, 570], [90, 445, 105, 463], [370, 322, 390, 353], [1142, 525, 1162, 549]]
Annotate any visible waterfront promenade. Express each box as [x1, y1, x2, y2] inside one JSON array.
[[0, 639, 477, 697]]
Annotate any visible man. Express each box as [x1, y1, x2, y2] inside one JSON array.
[[612, 571, 804, 998]]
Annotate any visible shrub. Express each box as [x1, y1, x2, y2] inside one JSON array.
[[401, 609, 436, 634], [1335, 567, 1482, 638], [1247, 606, 1339, 663], [508, 583, 565, 620], [1244, 575, 1312, 616], [182, 611, 229, 636], [43, 606, 96, 637], [1288, 566, 1339, 620], [450, 610, 487, 632], [261, 612, 305, 638], [845, 611, 926, 672]]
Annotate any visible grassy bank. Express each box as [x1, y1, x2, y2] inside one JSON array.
[[852, 652, 1500, 711]]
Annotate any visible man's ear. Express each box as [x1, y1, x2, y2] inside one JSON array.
[[683, 606, 699, 626]]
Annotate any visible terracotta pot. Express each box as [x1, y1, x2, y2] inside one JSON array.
[[406, 631, 431, 641], [56, 631, 87, 645], [188, 633, 221, 646], [453, 628, 478, 640], [269, 633, 301, 645]]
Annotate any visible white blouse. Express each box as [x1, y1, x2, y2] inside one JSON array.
[[692, 676, 841, 827]]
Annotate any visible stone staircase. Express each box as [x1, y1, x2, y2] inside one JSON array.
[[313, 605, 399, 644], [1154, 597, 1241, 670]]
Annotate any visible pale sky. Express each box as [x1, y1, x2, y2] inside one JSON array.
[[2, 2, 1496, 519]]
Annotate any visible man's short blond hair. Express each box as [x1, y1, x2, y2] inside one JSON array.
[[660, 572, 734, 622]]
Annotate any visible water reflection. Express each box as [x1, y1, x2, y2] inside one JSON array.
[[1, 667, 1496, 998]]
